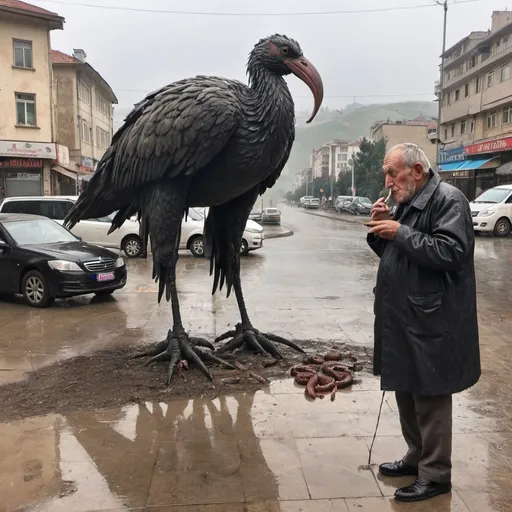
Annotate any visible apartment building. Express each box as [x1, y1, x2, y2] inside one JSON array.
[[52, 49, 117, 173], [437, 10, 512, 199], [370, 119, 438, 165], [310, 140, 360, 180], [0, 0, 64, 197]]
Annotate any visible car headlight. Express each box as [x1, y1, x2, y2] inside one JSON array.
[[116, 257, 125, 268], [48, 260, 83, 272], [245, 228, 260, 233], [478, 208, 496, 217]]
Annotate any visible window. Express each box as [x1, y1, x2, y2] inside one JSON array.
[[13, 40, 32, 69], [78, 80, 91, 104], [95, 94, 111, 116], [487, 111, 497, 129], [487, 71, 494, 88], [475, 76, 481, 94], [470, 117, 475, 132], [95, 127, 110, 149], [15, 93, 36, 126], [501, 64, 511, 82], [450, 124, 455, 137], [455, 89, 460, 101], [444, 128, 448, 140], [468, 56, 477, 69], [464, 83, 469, 97], [80, 119, 92, 143], [461, 120, 466, 134], [504, 106, 512, 124]]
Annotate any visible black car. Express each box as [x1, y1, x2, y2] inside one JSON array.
[[348, 196, 372, 216], [0, 213, 127, 308]]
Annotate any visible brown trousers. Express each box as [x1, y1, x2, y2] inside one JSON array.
[[395, 391, 452, 483]]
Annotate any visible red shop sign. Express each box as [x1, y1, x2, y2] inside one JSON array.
[[465, 136, 512, 155], [0, 158, 43, 168]]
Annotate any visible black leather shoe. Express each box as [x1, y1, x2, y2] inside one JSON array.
[[394, 478, 451, 502], [379, 460, 418, 477]]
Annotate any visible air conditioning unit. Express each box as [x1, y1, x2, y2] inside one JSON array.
[[428, 132, 438, 141]]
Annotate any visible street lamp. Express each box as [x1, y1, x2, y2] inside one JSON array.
[[349, 158, 355, 197]]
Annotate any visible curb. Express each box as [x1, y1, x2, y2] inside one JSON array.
[[298, 209, 369, 225], [264, 225, 294, 239]]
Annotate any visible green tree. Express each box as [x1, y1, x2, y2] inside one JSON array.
[[352, 138, 386, 200]]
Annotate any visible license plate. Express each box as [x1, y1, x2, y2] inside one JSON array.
[[96, 272, 115, 282]]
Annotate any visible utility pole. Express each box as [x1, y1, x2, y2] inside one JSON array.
[[436, 0, 448, 167], [349, 158, 355, 197]]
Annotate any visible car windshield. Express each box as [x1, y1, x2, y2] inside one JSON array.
[[266, 208, 279, 213], [3, 219, 77, 245], [359, 197, 372, 206], [473, 188, 511, 204]]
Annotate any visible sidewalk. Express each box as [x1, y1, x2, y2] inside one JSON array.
[[298, 207, 370, 225]]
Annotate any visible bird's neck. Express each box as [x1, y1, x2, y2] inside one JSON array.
[[249, 67, 294, 114]]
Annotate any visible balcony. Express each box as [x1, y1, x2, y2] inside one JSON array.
[[434, 81, 441, 96], [443, 37, 512, 90]]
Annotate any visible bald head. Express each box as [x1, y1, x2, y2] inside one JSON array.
[[383, 143, 431, 204]]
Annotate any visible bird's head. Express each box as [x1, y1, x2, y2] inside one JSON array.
[[248, 34, 324, 123]]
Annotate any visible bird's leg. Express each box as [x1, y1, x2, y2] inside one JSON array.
[[215, 267, 305, 358], [130, 183, 235, 385], [205, 189, 305, 359]]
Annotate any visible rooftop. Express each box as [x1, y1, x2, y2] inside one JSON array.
[[0, 0, 64, 28], [51, 50, 80, 65]]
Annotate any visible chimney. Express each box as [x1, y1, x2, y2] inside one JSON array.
[[73, 49, 87, 62]]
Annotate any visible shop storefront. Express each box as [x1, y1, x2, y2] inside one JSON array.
[[0, 140, 56, 198]]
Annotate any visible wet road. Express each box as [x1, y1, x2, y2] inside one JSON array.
[[1, 206, 512, 511]]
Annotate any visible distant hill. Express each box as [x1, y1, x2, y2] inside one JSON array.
[[284, 101, 438, 183]]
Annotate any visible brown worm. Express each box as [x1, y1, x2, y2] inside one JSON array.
[[324, 350, 342, 361], [305, 374, 318, 398], [315, 373, 336, 393]]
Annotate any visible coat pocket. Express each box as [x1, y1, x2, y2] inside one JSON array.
[[407, 293, 449, 337]]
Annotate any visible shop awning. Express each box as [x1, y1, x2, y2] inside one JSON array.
[[439, 158, 494, 171], [52, 165, 78, 180], [439, 162, 463, 171], [496, 161, 512, 176]]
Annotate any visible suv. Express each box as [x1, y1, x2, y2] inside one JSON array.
[[470, 184, 512, 237]]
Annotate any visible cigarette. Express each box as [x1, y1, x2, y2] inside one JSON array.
[[384, 189, 392, 204]]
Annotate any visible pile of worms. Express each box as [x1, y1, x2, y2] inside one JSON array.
[[290, 350, 362, 401]]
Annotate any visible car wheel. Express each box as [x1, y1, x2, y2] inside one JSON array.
[[22, 270, 52, 308], [122, 235, 142, 258], [240, 239, 249, 256], [494, 217, 511, 237], [94, 289, 115, 297], [189, 236, 205, 257]]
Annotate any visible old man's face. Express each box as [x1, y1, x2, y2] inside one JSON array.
[[383, 149, 419, 204]]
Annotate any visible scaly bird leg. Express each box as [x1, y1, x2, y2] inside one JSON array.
[[215, 267, 305, 358], [130, 184, 235, 385]]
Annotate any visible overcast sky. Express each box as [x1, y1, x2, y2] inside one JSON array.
[[35, 0, 512, 114]]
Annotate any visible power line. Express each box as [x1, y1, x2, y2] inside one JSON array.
[[113, 88, 434, 99], [35, 0, 482, 17]]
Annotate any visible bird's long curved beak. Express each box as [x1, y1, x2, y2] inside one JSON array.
[[285, 56, 324, 123]]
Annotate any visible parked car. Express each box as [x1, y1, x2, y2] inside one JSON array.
[[299, 196, 314, 207], [304, 198, 320, 209], [261, 207, 281, 224], [185, 207, 264, 256], [348, 196, 372, 216], [470, 184, 512, 237], [0, 213, 127, 308], [249, 209, 262, 221], [0, 196, 145, 258], [334, 195, 352, 212]]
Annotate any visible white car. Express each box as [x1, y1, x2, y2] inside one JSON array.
[[470, 184, 512, 237], [0, 196, 264, 257]]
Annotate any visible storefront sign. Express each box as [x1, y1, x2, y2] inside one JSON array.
[[56, 144, 70, 167], [439, 146, 466, 163], [0, 158, 42, 168], [452, 170, 470, 178], [0, 141, 56, 159], [465, 136, 512, 155], [82, 157, 94, 170], [13, 173, 40, 180]]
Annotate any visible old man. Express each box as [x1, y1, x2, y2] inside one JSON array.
[[366, 143, 480, 502]]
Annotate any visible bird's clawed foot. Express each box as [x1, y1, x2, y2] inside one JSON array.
[[131, 329, 235, 385], [215, 323, 305, 358]]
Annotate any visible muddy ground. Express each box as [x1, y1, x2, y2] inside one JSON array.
[[0, 341, 372, 422]]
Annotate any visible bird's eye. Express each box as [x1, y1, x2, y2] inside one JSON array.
[[280, 47, 289, 56]]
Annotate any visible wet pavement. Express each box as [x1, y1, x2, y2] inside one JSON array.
[[1, 206, 512, 511]]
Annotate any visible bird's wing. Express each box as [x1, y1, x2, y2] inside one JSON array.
[[66, 78, 242, 225]]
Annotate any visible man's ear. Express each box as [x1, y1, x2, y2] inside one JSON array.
[[412, 162, 425, 181]]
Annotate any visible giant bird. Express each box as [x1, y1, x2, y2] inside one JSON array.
[[64, 34, 323, 385]]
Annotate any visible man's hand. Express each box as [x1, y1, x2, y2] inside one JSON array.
[[366, 220, 401, 240], [371, 197, 391, 221]]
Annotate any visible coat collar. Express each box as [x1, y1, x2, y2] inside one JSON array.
[[408, 168, 441, 211]]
